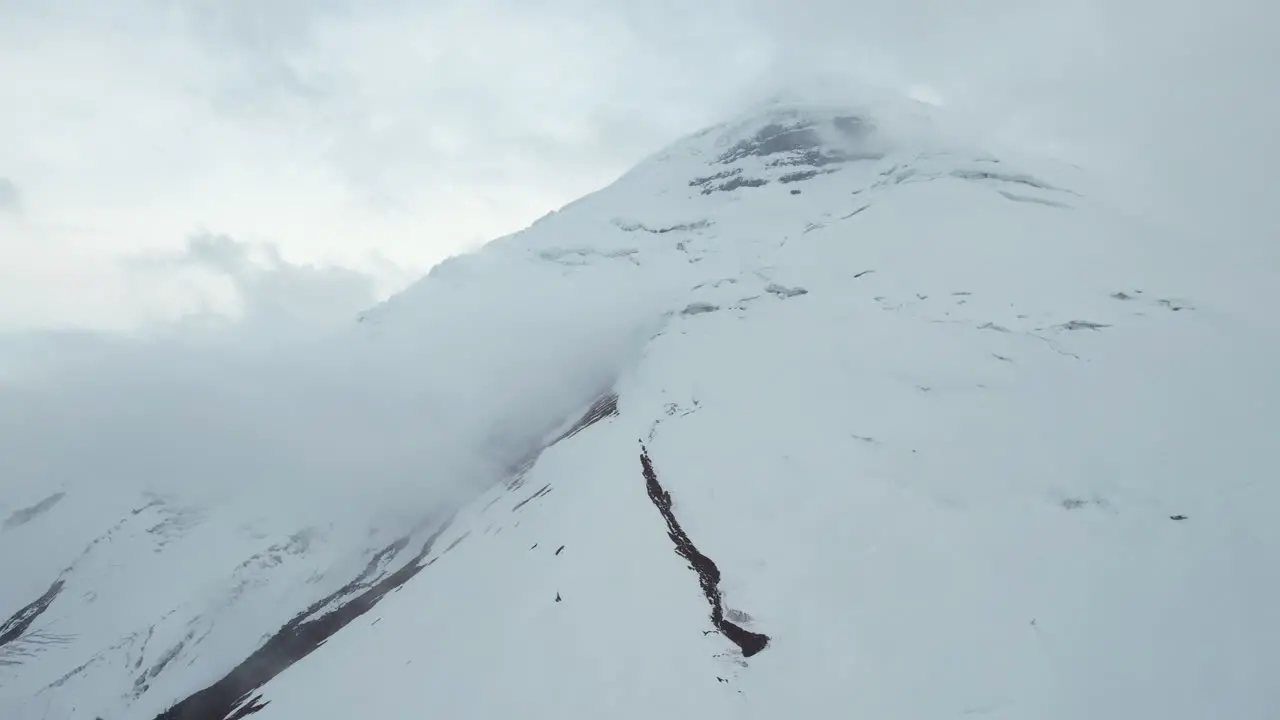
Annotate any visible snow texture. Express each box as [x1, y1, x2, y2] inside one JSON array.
[[2, 98, 1278, 720]]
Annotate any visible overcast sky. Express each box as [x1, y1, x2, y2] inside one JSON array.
[[0, 0, 1275, 330]]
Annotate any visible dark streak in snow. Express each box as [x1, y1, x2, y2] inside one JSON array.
[[553, 393, 619, 444], [506, 392, 619, 493], [1056, 320, 1110, 331], [512, 484, 553, 512], [639, 444, 769, 658], [0, 578, 64, 649], [153, 518, 455, 720], [442, 531, 471, 554]]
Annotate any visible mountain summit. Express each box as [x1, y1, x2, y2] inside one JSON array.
[[3, 100, 1277, 719]]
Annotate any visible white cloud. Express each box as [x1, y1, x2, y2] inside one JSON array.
[[3, 0, 1274, 329], [0, 228, 677, 533], [121, 233, 395, 343], [0, 177, 19, 212], [0, 2, 1275, 517]]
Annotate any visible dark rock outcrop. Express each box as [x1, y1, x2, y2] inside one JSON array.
[[639, 444, 770, 658], [0, 578, 65, 650]]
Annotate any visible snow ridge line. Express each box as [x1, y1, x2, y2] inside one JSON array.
[[504, 392, 619, 493], [552, 393, 619, 445], [639, 443, 770, 658]]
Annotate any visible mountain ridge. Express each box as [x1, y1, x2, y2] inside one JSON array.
[[2, 97, 1277, 719]]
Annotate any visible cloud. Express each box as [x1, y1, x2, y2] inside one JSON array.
[[0, 228, 678, 534], [121, 233, 394, 345], [0, 177, 19, 212], [0, 231, 387, 383], [3, 0, 1276, 331], [0, 232, 387, 523]]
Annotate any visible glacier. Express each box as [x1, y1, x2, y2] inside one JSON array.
[[2, 98, 1277, 719]]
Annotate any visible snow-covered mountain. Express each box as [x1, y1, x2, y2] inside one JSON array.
[[3, 98, 1278, 719]]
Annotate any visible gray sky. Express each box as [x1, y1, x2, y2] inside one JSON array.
[[0, 0, 1275, 330]]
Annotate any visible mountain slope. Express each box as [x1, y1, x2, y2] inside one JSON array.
[[3, 99, 1278, 719]]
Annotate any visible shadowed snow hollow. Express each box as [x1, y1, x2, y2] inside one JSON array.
[[2, 98, 1277, 720]]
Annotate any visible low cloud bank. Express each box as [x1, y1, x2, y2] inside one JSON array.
[[0, 231, 676, 533]]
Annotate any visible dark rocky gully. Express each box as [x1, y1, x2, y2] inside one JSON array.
[[639, 444, 770, 658]]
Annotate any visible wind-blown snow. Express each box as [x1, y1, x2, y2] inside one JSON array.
[[2, 98, 1277, 719]]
